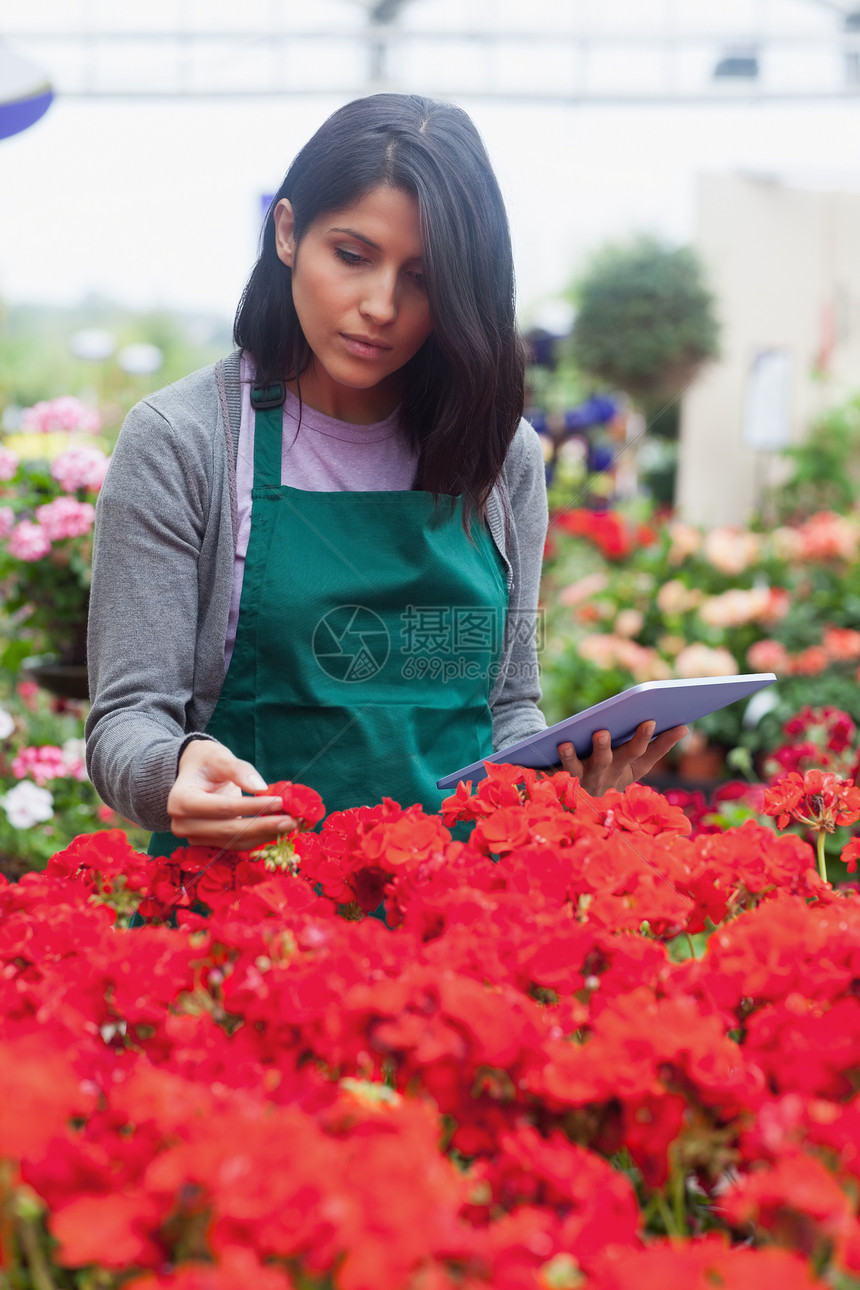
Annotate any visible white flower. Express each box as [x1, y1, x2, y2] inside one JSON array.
[[0, 707, 14, 740], [1, 781, 54, 828], [62, 736, 86, 761], [61, 737, 88, 781]]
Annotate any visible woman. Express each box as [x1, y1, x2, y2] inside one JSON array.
[[85, 94, 682, 855]]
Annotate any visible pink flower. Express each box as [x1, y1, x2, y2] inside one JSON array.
[[558, 572, 609, 606], [0, 446, 18, 481], [11, 744, 86, 787], [51, 446, 110, 494], [794, 511, 860, 562], [20, 396, 101, 435], [747, 639, 790, 674], [6, 520, 51, 561], [15, 680, 38, 707], [35, 497, 95, 541], [0, 507, 14, 539]]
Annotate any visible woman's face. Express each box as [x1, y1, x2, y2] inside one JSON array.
[[274, 185, 433, 423]]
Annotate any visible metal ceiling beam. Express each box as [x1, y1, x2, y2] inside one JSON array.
[[9, 13, 860, 104], [8, 28, 860, 46]]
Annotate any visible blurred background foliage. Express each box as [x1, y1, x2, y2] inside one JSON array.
[[565, 235, 721, 416], [0, 296, 232, 420]]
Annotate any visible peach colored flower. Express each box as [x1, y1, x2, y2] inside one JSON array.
[[558, 571, 609, 606], [579, 634, 622, 669], [667, 521, 701, 565], [656, 580, 704, 615], [770, 527, 803, 561], [674, 643, 738, 678], [703, 527, 762, 576], [579, 634, 671, 681], [614, 608, 644, 638], [658, 634, 687, 657], [699, 587, 771, 629]]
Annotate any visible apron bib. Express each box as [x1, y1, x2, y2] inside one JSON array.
[[149, 398, 508, 857]]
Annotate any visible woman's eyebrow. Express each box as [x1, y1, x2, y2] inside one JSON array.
[[328, 226, 424, 264], [329, 226, 381, 251]]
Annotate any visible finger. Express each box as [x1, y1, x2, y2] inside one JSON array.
[[579, 729, 621, 795], [232, 758, 270, 794], [557, 741, 584, 777], [624, 720, 658, 756], [170, 792, 286, 822], [173, 814, 298, 848], [588, 730, 614, 768], [599, 721, 654, 772], [180, 743, 269, 794], [559, 730, 614, 796], [630, 725, 688, 775]]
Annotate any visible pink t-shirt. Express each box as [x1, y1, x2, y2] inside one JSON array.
[[225, 357, 419, 668]]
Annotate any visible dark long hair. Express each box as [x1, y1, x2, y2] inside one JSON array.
[[233, 93, 525, 525]]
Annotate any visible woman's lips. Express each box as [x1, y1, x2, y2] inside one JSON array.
[[341, 333, 392, 359]]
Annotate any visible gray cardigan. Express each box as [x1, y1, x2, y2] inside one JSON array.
[[85, 351, 549, 830]]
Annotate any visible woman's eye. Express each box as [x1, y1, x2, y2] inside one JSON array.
[[334, 247, 364, 267], [409, 270, 426, 290]]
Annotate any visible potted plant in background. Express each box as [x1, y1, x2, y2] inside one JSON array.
[[0, 396, 110, 699]]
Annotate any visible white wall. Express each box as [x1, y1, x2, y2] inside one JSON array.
[[676, 173, 860, 526]]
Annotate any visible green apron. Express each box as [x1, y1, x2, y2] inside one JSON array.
[[148, 395, 508, 859]]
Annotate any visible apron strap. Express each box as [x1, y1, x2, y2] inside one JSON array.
[[252, 404, 284, 487]]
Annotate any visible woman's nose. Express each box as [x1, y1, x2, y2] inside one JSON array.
[[360, 271, 398, 324]]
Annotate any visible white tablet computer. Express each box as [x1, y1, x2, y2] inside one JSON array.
[[436, 672, 777, 791]]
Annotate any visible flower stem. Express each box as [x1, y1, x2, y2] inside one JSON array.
[[672, 1165, 689, 1237], [816, 829, 828, 884], [16, 1215, 55, 1290]]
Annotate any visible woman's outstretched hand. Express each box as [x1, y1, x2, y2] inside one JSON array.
[[555, 721, 688, 797], [167, 740, 297, 849]]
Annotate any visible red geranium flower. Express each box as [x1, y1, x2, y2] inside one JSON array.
[[259, 781, 325, 829]]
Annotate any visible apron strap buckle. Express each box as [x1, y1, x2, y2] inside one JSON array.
[[251, 382, 286, 410]]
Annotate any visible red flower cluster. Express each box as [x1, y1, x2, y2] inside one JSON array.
[[3, 767, 860, 1288], [551, 509, 656, 561], [663, 780, 766, 836], [767, 705, 860, 780], [763, 769, 860, 832]]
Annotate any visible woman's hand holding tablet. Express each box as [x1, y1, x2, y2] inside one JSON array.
[[553, 718, 688, 796]]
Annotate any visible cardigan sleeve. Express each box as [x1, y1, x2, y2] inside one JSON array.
[[84, 397, 218, 831], [489, 420, 550, 753]]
